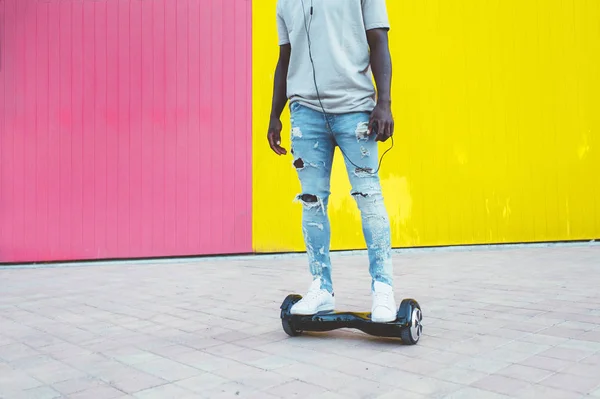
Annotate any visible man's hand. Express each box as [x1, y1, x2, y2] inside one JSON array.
[[267, 117, 287, 155], [369, 102, 394, 142]]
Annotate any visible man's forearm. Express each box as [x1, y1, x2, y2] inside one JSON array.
[[270, 59, 289, 120], [366, 29, 394, 140], [368, 31, 392, 106]]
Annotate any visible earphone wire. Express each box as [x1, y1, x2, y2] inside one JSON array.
[[300, 0, 393, 174]]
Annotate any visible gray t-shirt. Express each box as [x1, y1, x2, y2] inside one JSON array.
[[276, 0, 390, 114]]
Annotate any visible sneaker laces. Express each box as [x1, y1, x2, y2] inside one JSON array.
[[304, 288, 323, 303], [373, 290, 391, 304]]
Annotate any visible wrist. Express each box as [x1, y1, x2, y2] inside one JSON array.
[[377, 97, 391, 108], [376, 95, 391, 109]]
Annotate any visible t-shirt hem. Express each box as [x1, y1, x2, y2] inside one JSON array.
[[365, 23, 390, 31], [289, 99, 376, 115]]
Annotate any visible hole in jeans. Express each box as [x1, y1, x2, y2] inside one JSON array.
[[299, 194, 318, 203]]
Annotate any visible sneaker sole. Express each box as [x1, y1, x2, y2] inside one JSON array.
[[371, 315, 396, 323], [290, 303, 335, 316], [371, 306, 396, 323]]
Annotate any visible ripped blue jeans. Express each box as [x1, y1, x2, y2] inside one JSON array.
[[290, 102, 393, 294]]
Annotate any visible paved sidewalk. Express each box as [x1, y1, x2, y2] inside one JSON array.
[[1, 244, 600, 399]]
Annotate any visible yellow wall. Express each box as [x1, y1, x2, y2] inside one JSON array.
[[252, 0, 600, 252]]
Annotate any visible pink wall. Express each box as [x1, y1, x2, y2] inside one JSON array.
[[0, 0, 252, 263]]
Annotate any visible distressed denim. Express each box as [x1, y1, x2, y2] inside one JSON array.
[[289, 101, 394, 294]]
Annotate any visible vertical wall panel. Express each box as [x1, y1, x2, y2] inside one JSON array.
[[252, 0, 600, 252], [198, 0, 211, 252], [0, 0, 252, 263], [187, 0, 201, 253], [13, 0, 27, 257], [35, 1, 49, 259], [0, 0, 5, 252], [129, 0, 142, 256]]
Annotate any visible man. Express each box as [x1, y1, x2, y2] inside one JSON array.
[[267, 0, 396, 322]]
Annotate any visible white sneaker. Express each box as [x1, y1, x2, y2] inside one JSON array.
[[290, 278, 335, 315], [371, 281, 397, 323]]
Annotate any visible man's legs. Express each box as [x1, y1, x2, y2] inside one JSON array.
[[333, 111, 396, 322], [288, 103, 337, 315]]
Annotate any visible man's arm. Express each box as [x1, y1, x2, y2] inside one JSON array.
[[367, 28, 394, 142], [267, 44, 291, 155]]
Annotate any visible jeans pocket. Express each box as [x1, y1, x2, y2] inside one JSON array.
[[290, 101, 301, 113]]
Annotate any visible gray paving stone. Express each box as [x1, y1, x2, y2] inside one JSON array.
[[0, 368, 44, 392], [0, 343, 41, 362], [6, 386, 63, 399], [67, 384, 126, 399], [537, 346, 595, 362], [100, 370, 168, 394], [198, 381, 257, 399], [514, 384, 585, 399], [432, 366, 488, 385], [132, 383, 197, 399], [266, 379, 327, 397], [471, 375, 533, 396], [494, 364, 554, 383], [442, 387, 512, 399], [518, 354, 575, 372], [175, 373, 230, 393], [51, 376, 105, 395], [131, 357, 202, 381], [537, 372, 600, 394]]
